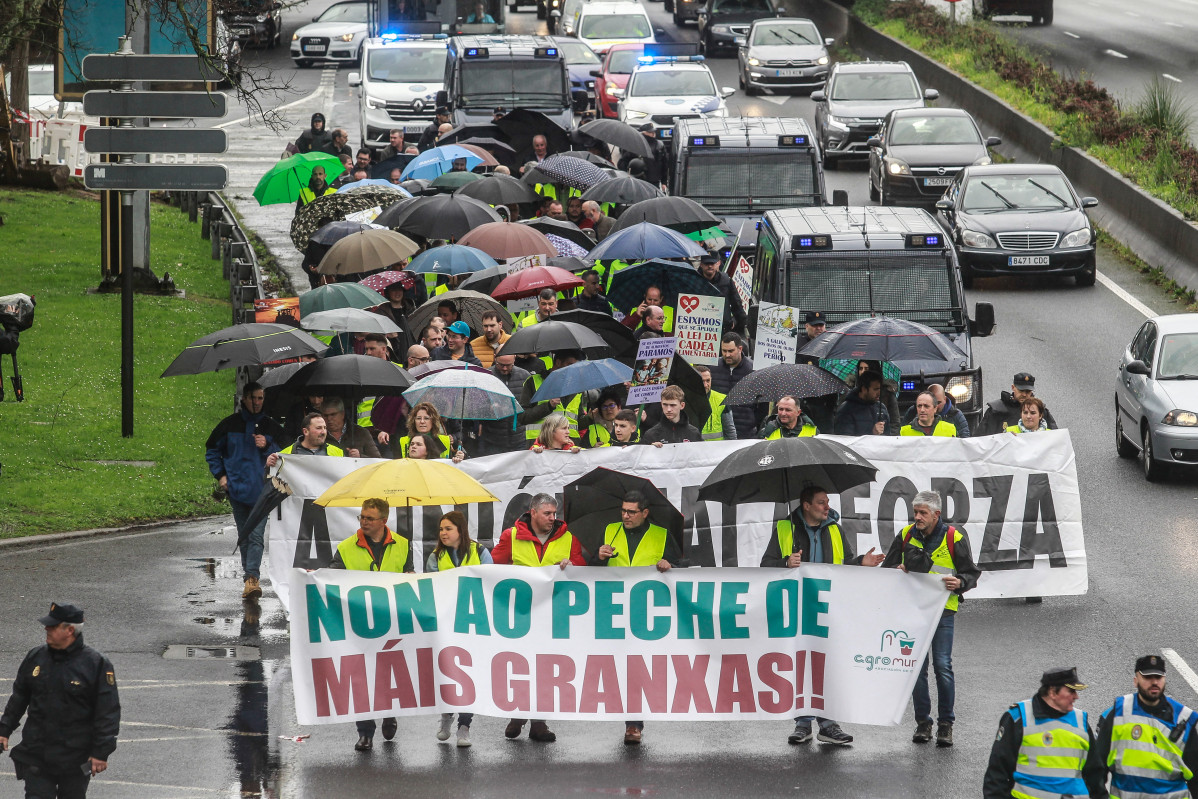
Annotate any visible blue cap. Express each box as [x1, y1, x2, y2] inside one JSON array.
[[447, 321, 471, 337]]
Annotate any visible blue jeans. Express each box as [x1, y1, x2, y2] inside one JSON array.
[[912, 612, 955, 724], [793, 716, 838, 731], [230, 499, 266, 580]]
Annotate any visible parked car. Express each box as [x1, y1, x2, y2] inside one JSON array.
[[697, 0, 779, 56], [590, 42, 644, 118], [1115, 314, 1198, 480], [868, 107, 1000, 206], [220, 0, 283, 49], [290, 0, 371, 68], [737, 17, 832, 96], [934, 163, 1097, 287]]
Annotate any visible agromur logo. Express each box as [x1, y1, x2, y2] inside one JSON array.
[[853, 629, 919, 672]]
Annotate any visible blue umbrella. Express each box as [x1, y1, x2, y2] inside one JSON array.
[[586, 221, 707, 262], [403, 366, 522, 420], [606, 258, 716, 312], [407, 244, 499, 276], [400, 145, 485, 180], [337, 178, 411, 194], [531, 358, 633, 403], [309, 220, 384, 246]]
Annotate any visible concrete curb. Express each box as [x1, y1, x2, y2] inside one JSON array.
[[0, 515, 229, 550]]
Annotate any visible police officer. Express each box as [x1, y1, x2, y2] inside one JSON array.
[[983, 667, 1108, 799], [1093, 655, 1198, 798], [0, 603, 120, 799]]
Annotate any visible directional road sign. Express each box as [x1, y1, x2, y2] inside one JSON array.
[[83, 91, 228, 118], [84, 164, 228, 191], [81, 54, 224, 82], [84, 128, 228, 155]]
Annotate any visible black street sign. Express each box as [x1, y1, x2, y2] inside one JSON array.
[[83, 91, 228, 118], [82, 54, 224, 82], [84, 164, 228, 191], [84, 128, 228, 155]]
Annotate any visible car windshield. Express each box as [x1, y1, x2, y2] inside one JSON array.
[[318, 2, 370, 22], [607, 48, 644, 73], [830, 72, 919, 101], [889, 115, 980, 146], [961, 174, 1076, 212], [459, 60, 564, 104], [751, 22, 819, 45], [556, 41, 601, 65], [629, 69, 715, 97], [1156, 333, 1198, 379], [713, 0, 772, 10], [580, 13, 652, 39], [367, 48, 446, 82]]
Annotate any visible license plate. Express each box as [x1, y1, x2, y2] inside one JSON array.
[[304, 45, 327, 53], [1009, 255, 1050, 266], [657, 128, 673, 140], [923, 177, 952, 187], [776, 69, 806, 77], [233, 26, 253, 34]]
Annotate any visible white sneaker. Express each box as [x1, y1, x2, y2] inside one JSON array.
[[437, 713, 454, 741], [456, 725, 471, 747]]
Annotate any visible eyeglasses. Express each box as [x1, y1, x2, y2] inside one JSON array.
[[620, 508, 643, 515], [358, 515, 384, 522], [601, 403, 619, 410], [409, 356, 430, 364]]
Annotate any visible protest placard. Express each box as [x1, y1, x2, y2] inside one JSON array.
[[627, 337, 676, 405], [755, 302, 801, 368], [675, 293, 725, 366], [731, 255, 753, 312]]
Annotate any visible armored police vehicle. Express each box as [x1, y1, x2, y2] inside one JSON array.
[[754, 206, 996, 424], [349, 24, 448, 149]]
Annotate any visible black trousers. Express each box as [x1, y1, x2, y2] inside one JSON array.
[[19, 764, 90, 799]]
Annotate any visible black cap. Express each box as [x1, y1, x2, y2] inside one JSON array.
[[39, 602, 84, 627], [1014, 372, 1035, 389], [1040, 666, 1087, 690], [805, 310, 827, 325], [493, 106, 506, 115], [637, 123, 655, 133], [699, 252, 720, 264], [1136, 655, 1167, 677], [435, 106, 450, 116]]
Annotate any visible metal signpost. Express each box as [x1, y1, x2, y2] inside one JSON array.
[[82, 41, 228, 437]]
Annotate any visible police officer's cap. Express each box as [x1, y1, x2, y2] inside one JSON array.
[[1136, 654, 1167, 677], [435, 106, 450, 116], [1013, 372, 1035, 389], [805, 310, 827, 325], [1040, 666, 1087, 691], [637, 123, 655, 133], [39, 602, 84, 627]]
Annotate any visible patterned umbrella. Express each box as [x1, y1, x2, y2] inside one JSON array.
[[723, 364, 849, 406], [606, 258, 713, 312], [358, 270, 416, 294], [290, 187, 405, 250], [580, 175, 663, 205], [798, 316, 968, 363], [531, 358, 632, 403], [310, 220, 384, 246], [375, 193, 502, 241], [586, 222, 706, 262], [819, 359, 903, 386], [407, 289, 515, 335], [492, 265, 584, 301], [561, 150, 617, 169], [458, 221, 558, 259], [610, 196, 721, 235], [546, 234, 589, 259], [298, 282, 385, 317], [520, 217, 595, 250], [315, 229, 420, 275], [336, 178, 410, 194], [533, 154, 612, 191], [401, 145, 485, 180], [402, 368, 522, 421], [408, 244, 499, 276]]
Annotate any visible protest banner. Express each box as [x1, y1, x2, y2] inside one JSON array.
[[675, 293, 725, 366], [289, 564, 948, 725], [343, 206, 382, 224], [754, 302, 800, 368], [731, 256, 753, 313], [504, 254, 545, 274], [627, 337, 676, 405], [268, 432, 1088, 608]]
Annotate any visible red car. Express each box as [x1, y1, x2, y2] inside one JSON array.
[[591, 43, 645, 119]]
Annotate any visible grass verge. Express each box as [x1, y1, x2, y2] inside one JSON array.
[[0, 189, 234, 538]]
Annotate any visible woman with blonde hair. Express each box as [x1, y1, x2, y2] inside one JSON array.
[[531, 412, 580, 453]]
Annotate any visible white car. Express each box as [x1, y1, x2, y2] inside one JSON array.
[[350, 36, 448, 150], [616, 57, 733, 141], [291, 0, 372, 67], [573, 1, 656, 55]]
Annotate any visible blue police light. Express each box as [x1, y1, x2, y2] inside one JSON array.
[[902, 381, 917, 391], [778, 135, 808, 146], [688, 135, 719, 147], [905, 233, 942, 248], [638, 55, 654, 64], [534, 46, 558, 57], [789, 234, 831, 250], [381, 32, 399, 40], [464, 46, 489, 57], [799, 237, 813, 247]]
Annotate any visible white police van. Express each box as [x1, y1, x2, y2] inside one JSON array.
[[613, 43, 735, 143], [349, 23, 449, 151]]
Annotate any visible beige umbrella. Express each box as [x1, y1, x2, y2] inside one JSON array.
[[316, 228, 420, 275], [458, 221, 557, 260]]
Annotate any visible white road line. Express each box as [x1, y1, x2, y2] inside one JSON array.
[[1104, 49, 1129, 58], [1125, 10, 1141, 16], [1166, 21, 1185, 26], [1064, 31, 1081, 38], [217, 65, 337, 129], [1162, 648, 1198, 697], [124, 721, 266, 735], [1163, 73, 1183, 83], [759, 95, 788, 106], [1096, 271, 1157, 318]]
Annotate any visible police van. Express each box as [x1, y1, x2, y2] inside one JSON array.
[[614, 43, 732, 141], [349, 23, 449, 150], [436, 35, 589, 129], [753, 206, 996, 424]]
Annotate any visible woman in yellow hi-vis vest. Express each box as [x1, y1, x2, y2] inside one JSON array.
[[329, 498, 412, 753], [426, 511, 493, 749], [1005, 397, 1050, 434]]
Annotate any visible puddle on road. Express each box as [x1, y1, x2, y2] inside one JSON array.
[[163, 644, 261, 660], [187, 557, 242, 579]]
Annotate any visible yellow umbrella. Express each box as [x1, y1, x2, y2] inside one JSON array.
[[313, 459, 499, 507]]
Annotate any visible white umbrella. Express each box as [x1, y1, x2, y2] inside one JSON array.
[[299, 308, 401, 335]]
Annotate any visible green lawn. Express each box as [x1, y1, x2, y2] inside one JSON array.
[[0, 189, 235, 537]]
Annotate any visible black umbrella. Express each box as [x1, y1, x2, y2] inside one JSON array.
[[520, 217, 595, 250], [552, 309, 638, 361], [499, 320, 609, 358], [668, 355, 711, 429], [455, 264, 508, 296], [461, 136, 516, 153], [535, 154, 612, 191], [455, 174, 539, 205], [580, 175, 663, 206], [798, 316, 968, 363], [495, 109, 572, 161], [611, 196, 721, 235], [697, 437, 878, 505], [577, 118, 654, 158], [724, 364, 849, 406], [562, 468, 684, 559], [375, 193, 502, 241], [548, 256, 592, 273], [282, 354, 414, 395], [257, 361, 310, 417], [373, 196, 423, 229], [310, 220, 382, 246], [161, 324, 328, 377], [436, 124, 508, 147], [236, 475, 294, 554], [370, 153, 415, 180], [399, 178, 431, 195], [607, 258, 712, 313], [407, 289, 515, 335]]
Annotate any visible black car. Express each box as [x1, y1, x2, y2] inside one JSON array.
[[219, 0, 283, 49], [697, 0, 780, 57], [934, 164, 1098, 287], [868, 107, 1000, 207]]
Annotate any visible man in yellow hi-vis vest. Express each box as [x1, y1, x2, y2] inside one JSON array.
[[900, 392, 959, 437], [761, 485, 883, 747], [594, 490, 681, 746], [882, 490, 981, 748]]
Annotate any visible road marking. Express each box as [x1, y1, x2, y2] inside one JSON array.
[[1163, 73, 1183, 83], [1096, 271, 1156, 318], [3, 526, 215, 553], [1125, 10, 1141, 16], [1162, 649, 1198, 697], [1167, 21, 1185, 26], [1104, 49, 1129, 58], [217, 65, 337, 129], [125, 721, 266, 735], [759, 95, 788, 106], [1064, 31, 1081, 38]]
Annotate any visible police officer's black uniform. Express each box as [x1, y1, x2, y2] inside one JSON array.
[[0, 604, 120, 799]]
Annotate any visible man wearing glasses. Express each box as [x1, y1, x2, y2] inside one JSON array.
[[329, 498, 412, 752]]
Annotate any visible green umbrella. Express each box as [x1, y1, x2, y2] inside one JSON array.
[[298, 282, 385, 317], [253, 152, 347, 206], [819, 358, 903, 385], [429, 171, 483, 191], [685, 225, 727, 244]]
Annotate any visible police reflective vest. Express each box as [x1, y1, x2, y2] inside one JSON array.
[[585, 421, 612, 447], [399, 433, 454, 458], [510, 528, 576, 566], [436, 542, 482, 571], [298, 186, 335, 206], [702, 390, 727, 441], [1107, 693, 1195, 799], [901, 523, 962, 611], [1010, 699, 1091, 799], [766, 422, 817, 438], [900, 420, 958, 437], [603, 522, 668, 567], [279, 441, 345, 456], [1005, 424, 1045, 435], [775, 519, 845, 564], [525, 373, 581, 441], [336, 529, 409, 572]]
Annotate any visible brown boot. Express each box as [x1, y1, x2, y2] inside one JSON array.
[[242, 577, 262, 599], [623, 726, 642, 745], [504, 718, 526, 739], [528, 721, 556, 742]]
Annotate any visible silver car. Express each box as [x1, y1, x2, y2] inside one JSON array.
[[1115, 313, 1198, 480], [737, 17, 832, 96]]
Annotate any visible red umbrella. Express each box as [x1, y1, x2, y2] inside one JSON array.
[[457, 143, 500, 167], [458, 221, 558, 260], [358, 269, 415, 293], [491, 265, 585, 301]]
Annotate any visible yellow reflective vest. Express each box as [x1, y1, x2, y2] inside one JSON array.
[[298, 186, 335, 206], [336, 529, 409, 572], [702, 390, 727, 441], [765, 422, 817, 438], [399, 433, 454, 458], [775, 519, 845, 564], [603, 522, 668, 567], [1106, 693, 1195, 798], [511, 530, 575, 566], [1010, 699, 1091, 799], [900, 420, 958, 437], [526, 373, 582, 441], [436, 542, 482, 571], [280, 441, 344, 456], [901, 523, 963, 611]]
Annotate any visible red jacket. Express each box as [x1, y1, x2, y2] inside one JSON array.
[[491, 513, 586, 566]]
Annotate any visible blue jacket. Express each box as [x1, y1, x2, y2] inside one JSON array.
[[835, 392, 891, 436], [205, 407, 285, 505]]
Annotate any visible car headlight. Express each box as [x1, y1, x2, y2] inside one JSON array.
[[365, 95, 386, 109], [885, 157, 910, 176], [712, 25, 731, 33], [605, 84, 619, 96], [1163, 409, 1198, 426], [1060, 228, 1091, 248], [338, 33, 356, 42], [292, 32, 299, 41], [827, 115, 850, 131], [945, 376, 974, 404], [961, 229, 997, 248], [973, 156, 991, 166], [817, 55, 829, 65], [748, 57, 760, 66], [625, 109, 648, 120]]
